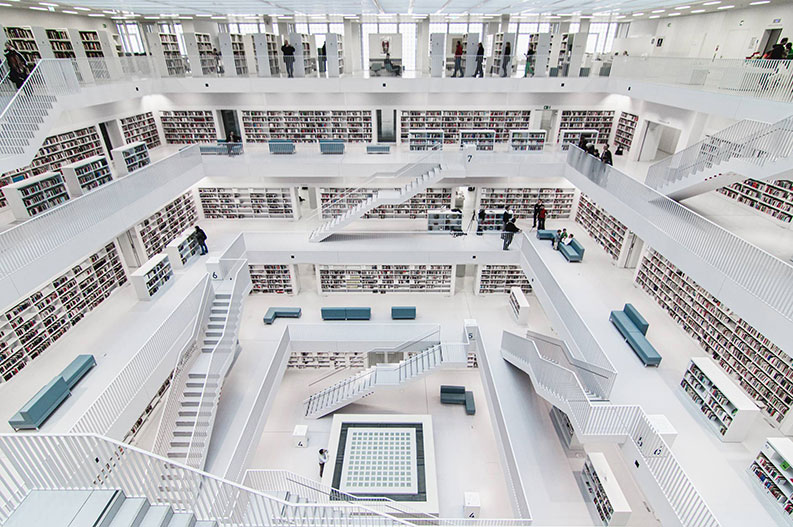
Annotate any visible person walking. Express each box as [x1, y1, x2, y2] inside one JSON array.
[[4, 42, 28, 90], [319, 42, 327, 75], [501, 41, 511, 78], [452, 41, 464, 78], [601, 144, 613, 166], [524, 46, 535, 77], [532, 199, 543, 229], [537, 204, 547, 230], [194, 225, 208, 255], [474, 43, 485, 78], [318, 449, 328, 478], [281, 41, 296, 78], [212, 48, 223, 75], [502, 218, 521, 250], [502, 204, 514, 226], [477, 208, 486, 235]]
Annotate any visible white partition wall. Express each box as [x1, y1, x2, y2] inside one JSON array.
[[325, 34, 343, 78], [217, 33, 238, 77], [430, 33, 445, 78], [97, 30, 123, 79], [464, 33, 480, 77], [250, 33, 281, 77], [534, 33, 552, 77], [567, 33, 587, 77]]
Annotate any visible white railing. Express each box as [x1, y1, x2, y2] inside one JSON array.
[[611, 56, 793, 103], [566, 146, 793, 323], [517, 235, 617, 399], [0, 433, 421, 527], [152, 278, 215, 455], [69, 276, 210, 437], [646, 115, 793, 191], [501, 331, 720, 527], [0, 146, 202, 281], [183, 259, 251, 470], [0, 59, 80, 156]]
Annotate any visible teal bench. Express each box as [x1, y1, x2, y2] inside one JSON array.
[[269, 140, 296, 154], [8, 354, 96, 431], [536, 230, 555, 240], [321, 307, 371, 320], [199, 143, 243, 155], [367, 145, 391, 154], [391, 306, 416, 319], [263, 307, 302, 324], [321, 307, 347, 320], [440, 385, 475, 415], [320, 139, 345, 154], [610, 304, 662, 367], [559, 238, 585, 262]]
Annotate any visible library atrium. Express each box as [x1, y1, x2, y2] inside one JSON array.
[[0, 0, 792, 526]]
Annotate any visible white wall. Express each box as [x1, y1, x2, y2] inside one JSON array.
[[625, 3, 793, 59]]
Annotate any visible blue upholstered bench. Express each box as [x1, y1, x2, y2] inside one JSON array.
[[367, 145, 391, 154], [319, 139, 345, 154], [8, 377, 70, 431], [559, 238, 585, 262], [610, 304, 661, 367], [263, 307, 302, 324], [440, 385, 475, 415], [199, 143, 243, 155], [391, 306, 416, 319], [269, 140, 296, 154], [321, 307, 347, 320], [60, 354, 96, 389], [536, 230, 556, 240], [321, 307, 371, 320]]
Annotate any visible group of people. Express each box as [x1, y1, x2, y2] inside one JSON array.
[[578, 137, 615, 165], [473, 201, 549, 250], [551, 228, 575, 250], [452, 41, 536, 78], [749, 37, 793, 60]]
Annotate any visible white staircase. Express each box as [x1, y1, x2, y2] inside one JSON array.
[[304, 342, 465, 418], [309, 164, 444, 242], [646, 115, 793, 200]]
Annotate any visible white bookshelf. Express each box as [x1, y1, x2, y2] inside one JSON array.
[[581, 452, 631, 526], [198, 187, 299, 219], [160, 110, 217, 144], [78, 30, 104, 58], [427, 209, 463, 232], [194, 32, 216, 75], [0, 125, 103, 208], [460, 129, 495, 151], [61, 155, 112, 196], [241, 110, 372, 143], [44, 28, 76, 59], [400, 110, 532, 144], [120, 112, 161, 149], [289, 351, 365, 369], [475, 265, 531, 295], [3, 171, 70, 220], [319, 187, 452, 219], [750, 437, 793, 524], [508, 287, 530, 325], [164, 230, 200, 270], [680, 357, 760, 441], [510, 130, 546, 151], [615, 112, 638, 152], [558, 110, 614, 146], [130, 253, 173, 300], [229, 33, 248, 75], [289, 32, 315, 77], [476, 186, 577, 220], [0, 242, 126, 383], [575, 193, 632, 263], [325, 33, 344, 77], [3, 26, 42, 63], [249, 264, 298, 294], [111, 142, 150, 177], [475, 209, 506, 232], [549, 406, 581, 450], [719, 179, 793, 224], [560, 129, 599, 151], [160, 32, 186, 76], [408, 130, 444, 151], [635, 248, 793, 431], [134, 192, 198, 258], [316, 264, 455, 295], [249, 33, 281, 77]]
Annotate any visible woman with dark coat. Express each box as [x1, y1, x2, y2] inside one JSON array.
[[4, 42, 28, 90]]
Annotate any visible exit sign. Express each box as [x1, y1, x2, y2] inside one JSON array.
[[774, 18, 782, 24], [543, 105, 551, 110]]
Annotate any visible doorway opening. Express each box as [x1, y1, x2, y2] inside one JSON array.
[[637, 121, 682, 162], [377, 109, 397, 143], [218, 110, 241, 141]]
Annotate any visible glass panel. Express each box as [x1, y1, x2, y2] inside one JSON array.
[[362, 23, 377, 69], [309, 23, 328, 34], [401, 22, 416, 72], [449, 23, 467, 34], [329, 23, 345, 35], [379, 23, 397, 33], [508, 22, 518, 33], [430, 23, 447, 34], [296, 23, 309, 34], [467, 22, 483, 37]]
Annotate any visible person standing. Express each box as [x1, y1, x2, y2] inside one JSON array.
[[281, 41, 296, 78], [537, 204, 547, 230], [477, 208, 486, 235], [770, 38, 788, 59], [475, 43, 485, 78], [319, 42, 327, 75], [502, 218, 521, 250], [601, 144, 613, 166], [318, 449, 328, 478], [502, 204, 514, 226], [212, 48, 223, 75], [4, 42, 28, 90], [524, 46, 535, 77], [552, 229, 562, 250], [452, 41, 464, 78], [194, 225, 208, 255], [501, 41, 512, 78], [532, 199, 543, 229]]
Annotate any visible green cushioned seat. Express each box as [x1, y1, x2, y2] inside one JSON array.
[[367, 145, 391, 154], [345, 307, 371, 320], [269, 140, 296, 154], [560, 238, 585, 262], [319, 139, 345, 154], [610, 308, 662, 367], [441, 385, 466, 394], [321, 307, 347, 320], [609, 310, 636, 338], [464, 391, 476, 415], [9, 377, 70, 431], [391, 306, 416, 319], [264, 307, 302, 324], [60, 354, 96, 389], [623, 303, 649, 335], [536, 230, 555, 240]]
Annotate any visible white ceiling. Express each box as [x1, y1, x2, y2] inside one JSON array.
[[3, 0, 769, 17]]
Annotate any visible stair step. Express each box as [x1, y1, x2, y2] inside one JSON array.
[[194, 522, 217, 527], [108, 497, 150, 527], [139, 505, 174, 527], [167, 513, 197, 527]]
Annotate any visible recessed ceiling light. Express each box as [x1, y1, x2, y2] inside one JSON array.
[[691, 8, 706, 12], [702, 0, 720, 4], [63, 9, 79, 13], [668, 12, 682, 16], [616, 15, 626, 18], [0, 3, 13, 6], [649, 15, 660, 18], [143, 16, 159, 19], [195, 13, 212, 16], [717, 4, 734, 8], [87, 13, 104, 16], [211, 15, 225, 19], [651, 9, 665, 13], [749, 0, 770, 4], [634, 12, 645, 15], [102, 10, 116, 14], [29, 6, 48, 10], [73, 6, 90, 10], [39, 2, 58, 6], [675, 5, 691, 9]]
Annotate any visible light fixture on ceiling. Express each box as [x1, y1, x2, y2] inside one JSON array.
[[102, 10, 116, 14], [649, 15, 660, 18], [195, 13, 212, 16], [88, 13, 104, 16], [702, 1, 720, 4], [211, 15, 226, 19], [144, 16, 159, 19], [675, 5, 691, 9], [749, 0, 770, 4], [29, 6, 48, 10], [62, 8, 77, 12], [668, 12, 681, 16], [716, 4, 734, 8], [39, 2, 58, 6], [633, 12, 644, 15], [651, 9, 665, 13], [691, 9, 706, 12], [73, 6, 90, 10], [0, 2, 13, 6]]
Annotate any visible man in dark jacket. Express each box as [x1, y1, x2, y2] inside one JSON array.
[[452, 41, 464, 77], [770, 38, 788, 59], [601, 144, 613, 165], [537, 205, 547, 230], [477, 208, 486, 235], [4, 42, 28, 90], [532, 199, 543, 229], [474, 43, 485, 78], [194, 225, 208, 255], [502, 218, 520, 250], [502, 204, 514, 225], [281, 41, 296, 77]]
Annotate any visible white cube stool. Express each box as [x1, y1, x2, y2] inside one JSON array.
[[647, 414, 678, 447], [293, 425, 308, 448], [464, 492, 480, 518]]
